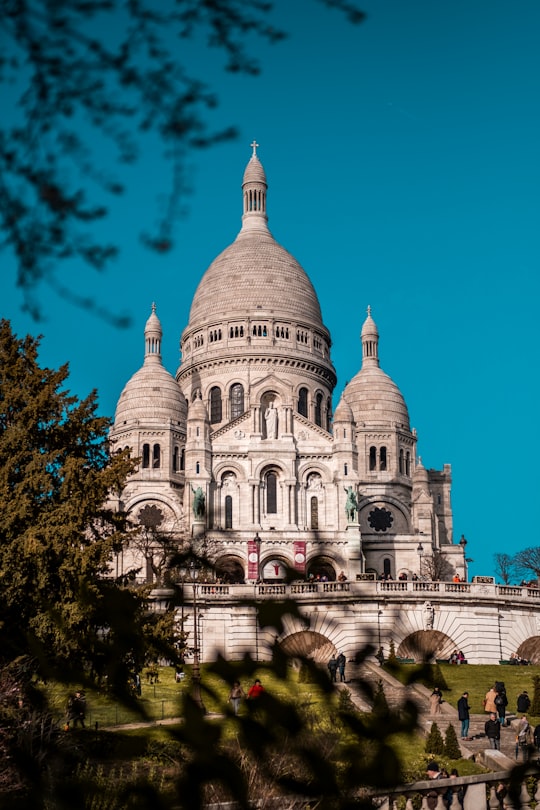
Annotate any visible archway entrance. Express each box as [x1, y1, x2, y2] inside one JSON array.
[[397, 630, 455, 662], [215, 556, 245, 584], [518, 637, 540, 665], [279, 630, 335, 663], [306, 556, 336, 582]]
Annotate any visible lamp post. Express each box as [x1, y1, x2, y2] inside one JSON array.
[[416, 542, 424, 580], [254, 532, 262, 582], [179, 559, 205, 712], [459, 534, 468, 582]]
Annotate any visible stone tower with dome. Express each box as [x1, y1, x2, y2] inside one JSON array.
[[109, 145, 462, 587]]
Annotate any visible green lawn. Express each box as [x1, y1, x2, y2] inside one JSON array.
[[405, 663, 540, 719]]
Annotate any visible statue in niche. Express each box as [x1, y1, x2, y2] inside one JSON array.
[[264, 401, 278, 439], [191, 484, 205, 519], [423, 601, 435, 630], [344, 485, 358, 523]]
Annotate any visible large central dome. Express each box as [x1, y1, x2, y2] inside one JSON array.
[[186, 146, 323, 329]]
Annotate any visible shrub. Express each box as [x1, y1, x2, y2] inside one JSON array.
[[444, 723, 461, 759], [425, 722, 445, 756]]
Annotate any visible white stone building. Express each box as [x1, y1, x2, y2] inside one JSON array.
[[110, 145, 464, 588]]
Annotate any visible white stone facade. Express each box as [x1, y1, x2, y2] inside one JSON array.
[[108, 146, 538, 662]]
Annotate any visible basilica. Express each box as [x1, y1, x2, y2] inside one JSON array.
[[109, 145, 465, 587]]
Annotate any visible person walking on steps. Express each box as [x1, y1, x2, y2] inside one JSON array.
[[327, 655, 338, 682], [336, 651, 346, 683], [457, 691, 471, 739], [485, 712, 501, 750]]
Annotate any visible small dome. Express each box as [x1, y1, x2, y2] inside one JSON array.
[[413, 457, 429, 486], [333, 395, 354, 422], [343, 365, 410, 429], [115, 365, 186, 426], [343, 307, 410, 429], [114, 305, 186, 427], [188, 393, 208, 421], [243, 152, 267, 185]]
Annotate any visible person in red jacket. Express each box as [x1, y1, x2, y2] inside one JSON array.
[[247, 679, 265, 700]]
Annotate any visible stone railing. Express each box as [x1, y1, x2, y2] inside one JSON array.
[[180, 581, 540, 604], [374, 768, 540, 809]]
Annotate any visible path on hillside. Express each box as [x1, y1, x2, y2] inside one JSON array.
[[341, 661, 532, 766]]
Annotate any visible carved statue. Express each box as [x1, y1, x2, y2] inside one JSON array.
[[191, 484, 205, 519], [264, 401, 278, 439], [344, 485, 358, 523], [423, 601, 435, 631]]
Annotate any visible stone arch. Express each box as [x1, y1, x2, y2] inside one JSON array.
[[517, 637, 540, 665], [307, 555, 337, 582], [397, 630, 455, 662], [279, 630, 336, 663], [215, 554, 245, 584], [260, 555, 290, 583]]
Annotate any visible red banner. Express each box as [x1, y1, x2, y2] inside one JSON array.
[[247, 540, 259, 581], [293, 541, 306, 575]]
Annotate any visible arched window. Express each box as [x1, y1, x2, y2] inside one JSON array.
[[405, 451, 411, 476], [230, 383, 244, 419], [210, 386, 222, 423], [173, 446, 179, 471], [310, 496, 319, 529], [383, 558, 392, 578], [142, 443, 150, 469], [369, 446, 377, 471], [315, 392, 323, 427], [298, 387, 308, 418], [152, 444, 161, 468], [326, 398, 332, 431], [196, 461, 200, 474], [180, 448, 185, 471], [380, 446, 387, 471], [225, 495, 233, 529], [399, 449, 404, 474], [266, 472, 277, 514]]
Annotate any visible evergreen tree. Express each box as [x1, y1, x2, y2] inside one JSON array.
[[0, 319, 151, 686], [388, 638, 398, 664], [425, 722, 445, 756], [373, 679, 390, 718], [531, 674, 540, 716], [444, 724, 461, 759]]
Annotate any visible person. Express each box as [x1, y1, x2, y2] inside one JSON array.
[[337, 570, 347, 582], [426, 761, 444, 810], [445, 768, 464, 809], [495, 685, 508, 725], [533, 723, 540, 751], [457, 691, 470, 739], [327, 655, 338, 682], [68, 690, 86, 729], [517, 715, 531, 761], [484, 685, 498, 714], [228, 680, 246, 715], [485, 712, 501, 750], [429, 686, 443, 715], [336, 651, 346, 683], [517, 690, 531, 713], [264, 401, 278, 439], [247, 679, 265, 700], [495, 783, 507, 809]]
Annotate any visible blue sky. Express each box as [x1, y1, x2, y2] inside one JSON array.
[[3, 0, 540, 580]]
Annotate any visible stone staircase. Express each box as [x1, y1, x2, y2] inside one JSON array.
[[340, 660, 535, 769]]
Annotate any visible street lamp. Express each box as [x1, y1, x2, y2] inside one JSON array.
[[254, 532, 262, 582], [416, 542, 424, 579], [179, 558, 206, 712], [459, 535, 468, 582]]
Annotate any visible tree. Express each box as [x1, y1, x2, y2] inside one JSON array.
[[420, 549, 454, 582], [513, 547, 540, 584], [425, 722, 445, 756], [444, 724, 461, 760], [1, 0, 365, 323], [0, 319, 174, 800], [530, 675, 540, 717], [494, 552, 516, 585]]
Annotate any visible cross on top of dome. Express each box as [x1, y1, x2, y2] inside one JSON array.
[[250, 140, 259, 156]]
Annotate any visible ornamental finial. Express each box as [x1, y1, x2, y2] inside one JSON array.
[[250, 140, 259, 157]]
